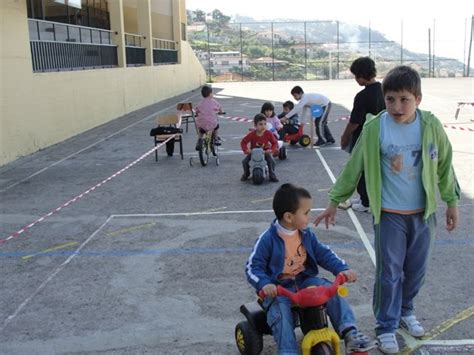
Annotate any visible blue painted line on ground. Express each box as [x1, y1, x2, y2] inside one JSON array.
[[1, 239, 472, 258]]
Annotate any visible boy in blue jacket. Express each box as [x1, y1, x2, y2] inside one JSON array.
[[245, 183, 376, 354]]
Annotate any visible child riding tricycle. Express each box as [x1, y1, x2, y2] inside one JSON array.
[[237, 183, 377, 354]]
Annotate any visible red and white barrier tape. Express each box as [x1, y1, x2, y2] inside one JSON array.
[[0, 136, 176, 245], [223, 116, 472, 132], [222, 116, 349, 124], [443, 124, 474, 132]]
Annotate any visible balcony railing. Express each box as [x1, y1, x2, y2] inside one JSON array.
[[28, 19, 179, 71], [28, 19, 117, 72], [125, 33, 146, 67], [153, 38, 178, 65]]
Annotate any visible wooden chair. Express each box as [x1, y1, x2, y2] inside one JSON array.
[[153, 113, 183, 161], [176, 102, 197, 133]]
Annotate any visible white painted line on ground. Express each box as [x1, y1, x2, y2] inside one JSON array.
[[0, 92, 200, 193], [314, 149, 376, 265], [2, 216, 112, 331], [1, 138, 175, 245], [0, 207, 325, 330], [420, 339, 474, 346], [111, 208, 326, 218]]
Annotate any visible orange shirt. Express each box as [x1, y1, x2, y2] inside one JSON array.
[[278, 230, 307, 279]]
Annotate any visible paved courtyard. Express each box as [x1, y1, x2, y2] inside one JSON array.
[[0, 78, 473, 354]]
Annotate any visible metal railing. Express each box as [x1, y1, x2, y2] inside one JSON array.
[[124, 32, 146, 66], [28, 19, 180, 70], [152, 38, 178, 65], [28, 19, 117, 72]]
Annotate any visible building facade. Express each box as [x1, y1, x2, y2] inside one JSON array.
[[0, 0, 206, 166]]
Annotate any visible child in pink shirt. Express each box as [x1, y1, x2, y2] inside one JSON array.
[[261, 102, 283, 140], [195, 85, 223, 150]]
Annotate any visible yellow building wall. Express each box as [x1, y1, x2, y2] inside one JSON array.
[[123, 3, 174, 42], [152, 13, 173, 40], [123, 6, 138, 33], [0, 0, 205, 166]]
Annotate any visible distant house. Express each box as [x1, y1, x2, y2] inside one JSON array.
[[250, 57, 289, 67], [197, 50, 250, 74]]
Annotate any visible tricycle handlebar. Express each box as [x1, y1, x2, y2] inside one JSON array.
[[258, 273, 347, 307]]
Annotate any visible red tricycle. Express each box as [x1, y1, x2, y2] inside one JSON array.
[[283, 124, 311, 147], [235, 274, 372, 355]]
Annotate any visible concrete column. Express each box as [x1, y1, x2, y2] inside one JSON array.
[[172, 0, 182, 64], [137, 0, 153, 66], [109, 0, 126, 68]]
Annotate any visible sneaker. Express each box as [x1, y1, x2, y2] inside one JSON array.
[[350, 197, 361, 205], [269, 174, 279, 182], [195, 138, 203, 151], [377, 333, 399, 354], [324, 139, 336, 146], [344, 329, 377, 352], [400, 315, 425, 337], [240, 173, 249, 182], [313, 139, 326, 147], [351, 202, 370, 212]]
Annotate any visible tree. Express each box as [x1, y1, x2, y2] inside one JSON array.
[[194, 9, 206, 22], [211, 9, 230, 25]]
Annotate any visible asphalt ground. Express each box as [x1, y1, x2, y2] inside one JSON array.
[[0, 78, 472, 354]]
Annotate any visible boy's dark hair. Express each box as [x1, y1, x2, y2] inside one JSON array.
[[283, 100, 294, 110], [261, 102, 275, 115], [201, 85, 213, 98], [254, 113, 267, 125], [273, 183, 312, 220], [350, 57, 377, 80], [382, 65, 422, 97], [290, 86, 304, 95]]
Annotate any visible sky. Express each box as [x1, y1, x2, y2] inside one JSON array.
[[186, 0, 474, 63]]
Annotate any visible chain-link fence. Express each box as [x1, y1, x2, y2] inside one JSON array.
[[188, 17, 473, 82]]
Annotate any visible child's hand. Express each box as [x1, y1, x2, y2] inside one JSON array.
[[281, 117, 288, 124], [341, 270, 357, 283], [314, 205, 337, 229], [446, 206, 459, 231], [262, 284, 278, 298]]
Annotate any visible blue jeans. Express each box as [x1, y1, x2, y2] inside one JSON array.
[[373, 212, 436, 335], [263, 276, 357, 354]]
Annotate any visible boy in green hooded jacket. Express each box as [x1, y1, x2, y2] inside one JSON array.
[[315, 66, 460, 354]]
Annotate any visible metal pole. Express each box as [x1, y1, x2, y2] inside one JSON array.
[[240, 23, 243, 81], [336, 21, 339, 79], [428, 29, 431, 77], [207, 23, 211, 82], [432, 19, 436, 77], [368, 20, 371, 57], [271, 22, 274, 81], [467, 15, 473, 77], [400, 20, 404, 64], [463, 18, 467, 76], [304, 21, 307, 80]]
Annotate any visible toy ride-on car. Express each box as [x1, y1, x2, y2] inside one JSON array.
[[235, 274, 372, 355], [282, 125, 311, 147], [282, 104, 324, 148], [249, 148, 268, 185]]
